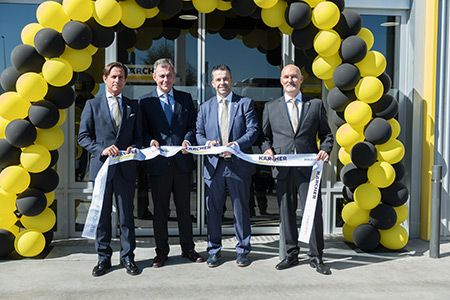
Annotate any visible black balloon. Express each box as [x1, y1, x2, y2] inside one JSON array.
[[49, 150, 59, 168], [158, 0, 183, 16], [342, 185, 354, 202], [340, 35, 367, 64], [380, 181, 409, 207], [28, 100, 60, 129], [327, 87, 356, 112], [333, 10, 362, 39], [45, 85, 75, 109], [285, 1, 311, 30], [351, 141, 377, 169], [16, 188, 47, 217], [0, 66, 22, 92], [43, 229, 54, 248], [62, 21, 93, 50], [0, 139, 21, 169], [340, 163, 368, 189], [292, 23, 319, 51], [113, 21, 127, 33], [86, 19, 115, 48], [364, 117, 392, 145], [378, 72, 392, 95], [266, 45, 282, 66], [0, 229, 15, 257], [304, 47, 318, 60], [369, 204, 397, 230], [260, 29, 281, 51], [10, 44, 45, 73], [353, 224, 380, 252], [370, 94, 399, 119], [118, 28, 137, 49], [34, 28, 66, 58], [392, 160, 405, 181], [232, 0, 257, 17], [30, 167, 59, 193], [333, 63, 360, 91], [136, 0, 160, 9], [5, 119, 37, 148], [295, 48, 307, 69], [331, 110, 346, 127]]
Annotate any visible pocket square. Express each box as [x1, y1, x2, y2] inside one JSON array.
[[129, 113, 135, 117]]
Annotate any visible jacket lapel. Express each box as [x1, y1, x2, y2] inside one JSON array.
[[210, 97, 220, 140], [228, 94, 239, 137]]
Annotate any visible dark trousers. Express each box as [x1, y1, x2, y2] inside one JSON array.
[[276, 167, 324, 259], [95, 170, 136, 263], [150, 158, 194, 255]]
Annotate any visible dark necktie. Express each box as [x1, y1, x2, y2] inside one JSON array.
[[163, 94, 173, 124]]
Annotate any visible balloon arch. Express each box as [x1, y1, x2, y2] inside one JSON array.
[[0, 0, 408, 258]]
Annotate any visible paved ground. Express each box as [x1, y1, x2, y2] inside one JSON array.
[[1, 235, 450, 300]]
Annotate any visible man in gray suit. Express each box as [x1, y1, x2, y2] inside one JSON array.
[[78, 62, 142, 276], [261, 64, 333, 275]]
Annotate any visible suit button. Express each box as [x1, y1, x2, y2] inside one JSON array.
[[169, 130, 172, 135]]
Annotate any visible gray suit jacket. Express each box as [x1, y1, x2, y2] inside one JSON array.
[[261, 96, 333, 180]]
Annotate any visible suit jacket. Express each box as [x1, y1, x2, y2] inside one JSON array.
[[261, 96, 334, 180], [78, 93, 143, 182], [196, 93, 259, 180], [138, 88, 196, 175]]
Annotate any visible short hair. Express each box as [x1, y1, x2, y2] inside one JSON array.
[[153, 58, 175, 73], [211, 64, 232, 78], [103, 62, 128, 78]]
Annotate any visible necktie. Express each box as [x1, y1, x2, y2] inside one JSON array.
[[289, 98, 298, 132], [163, 94, 173, 125], [220, 99, 229, 145], [112, 96, 121, 131]]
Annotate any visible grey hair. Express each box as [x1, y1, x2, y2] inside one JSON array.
[[154, 58, 175, 73]]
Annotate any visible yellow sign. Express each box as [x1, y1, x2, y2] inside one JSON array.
[[125, 64, 155, 83]]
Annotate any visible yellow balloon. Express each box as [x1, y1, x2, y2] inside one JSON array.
[[0, 92, 31, 120], [304, 0, 325, 8], [278, 19, 294, 35], [312, 1, 340, 30], [92, 83, 100, 96], [357, 28, 374, 50], [0, 116, 8, 138], [355, 76, 383, 104], [0, 188, 16, 213], [394, 205, 408, 225], [60, 46, 92, 72], [323, 78, 335, 90], [388, 118, 401, 139], [354, 183, 381, 210], [376, 139, 405, 164], [0, 166, 31, 194], [261, 0, 287, 28], [63, 0, 94, 22], [36, 1, 70, 32], [342, 201, 370, 227], [192, 0, 219, 13], [379, 224, 408, 250], [312, 53, 341, 80], [16, 72, 48, 102], [336, 123, 365, 149], [21, 208, 56, 233], [120, 0, 146, 29], [21, 23, 43, 46], [338, 147, 352, 165], [94, 0, 122, 27], [367, 161, 395, 188], [45, 190, 55, 206], [0, 211, 18, 229], [20, 144, 51, 173], [42, 58, 73, 87], [86, 44, 98, 56], [344, 100, 372, 127], [14, 229, 46, 257], [313, 29, 341, 57], [55, 109, 67, 127], [144, 6, 160, 18], [342, 223, 356, 243], [254, 0, 279, 9], [217, 0, 232, 11], [35, 126, 65, 150], [355, 51, 387, 77]]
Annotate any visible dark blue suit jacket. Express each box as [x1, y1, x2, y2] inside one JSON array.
[[78, 93, 143, 181], [196, 93, 259, 180], [138, 88, 196, 175]]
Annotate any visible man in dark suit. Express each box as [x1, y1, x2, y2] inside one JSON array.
[[139, 58, 203, 268], [78, 62, 142, 276], [261, 64, 334, 275], [196, 65, 259, 267]]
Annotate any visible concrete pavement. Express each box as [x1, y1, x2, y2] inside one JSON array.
[[1, 235, 450, 299]]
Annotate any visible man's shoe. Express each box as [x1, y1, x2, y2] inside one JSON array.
[[275, 256, 299, 270], [236, 254, 249, 267], [206, 253, 221, 267], [310, 257, 332, 275], [152, 253, 168, 268], [92, 261, 111, 277], [182, 249, 204, 262], [121, 259, 139, 275]]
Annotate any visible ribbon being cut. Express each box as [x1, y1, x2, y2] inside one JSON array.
[[82, 145, 324, 244]]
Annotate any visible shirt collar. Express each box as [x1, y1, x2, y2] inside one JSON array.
[[284, 91, 302, 103], [106, 91, 122, 100], [217, 92, 233, 104], [157, 88, 174, 99]]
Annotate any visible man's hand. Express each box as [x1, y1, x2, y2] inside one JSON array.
[[316, 150, 329, 162], [151, 140, 160, 148], [263, 148, 275, 161], [126, 146, 134, 154], [102, 145, 120, 157], [208, 140, 220, 146], [181, 140, 190, 154], [223, 142, 236, 157]]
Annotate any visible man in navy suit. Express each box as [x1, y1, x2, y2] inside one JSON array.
[[196, 65, 259, 267], [139, 58, 203, 267], [78, 62, 142, 276], [261, 64, 333, 274]]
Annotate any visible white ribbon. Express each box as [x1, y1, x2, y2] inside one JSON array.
[[82, 146, 323, 243]]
